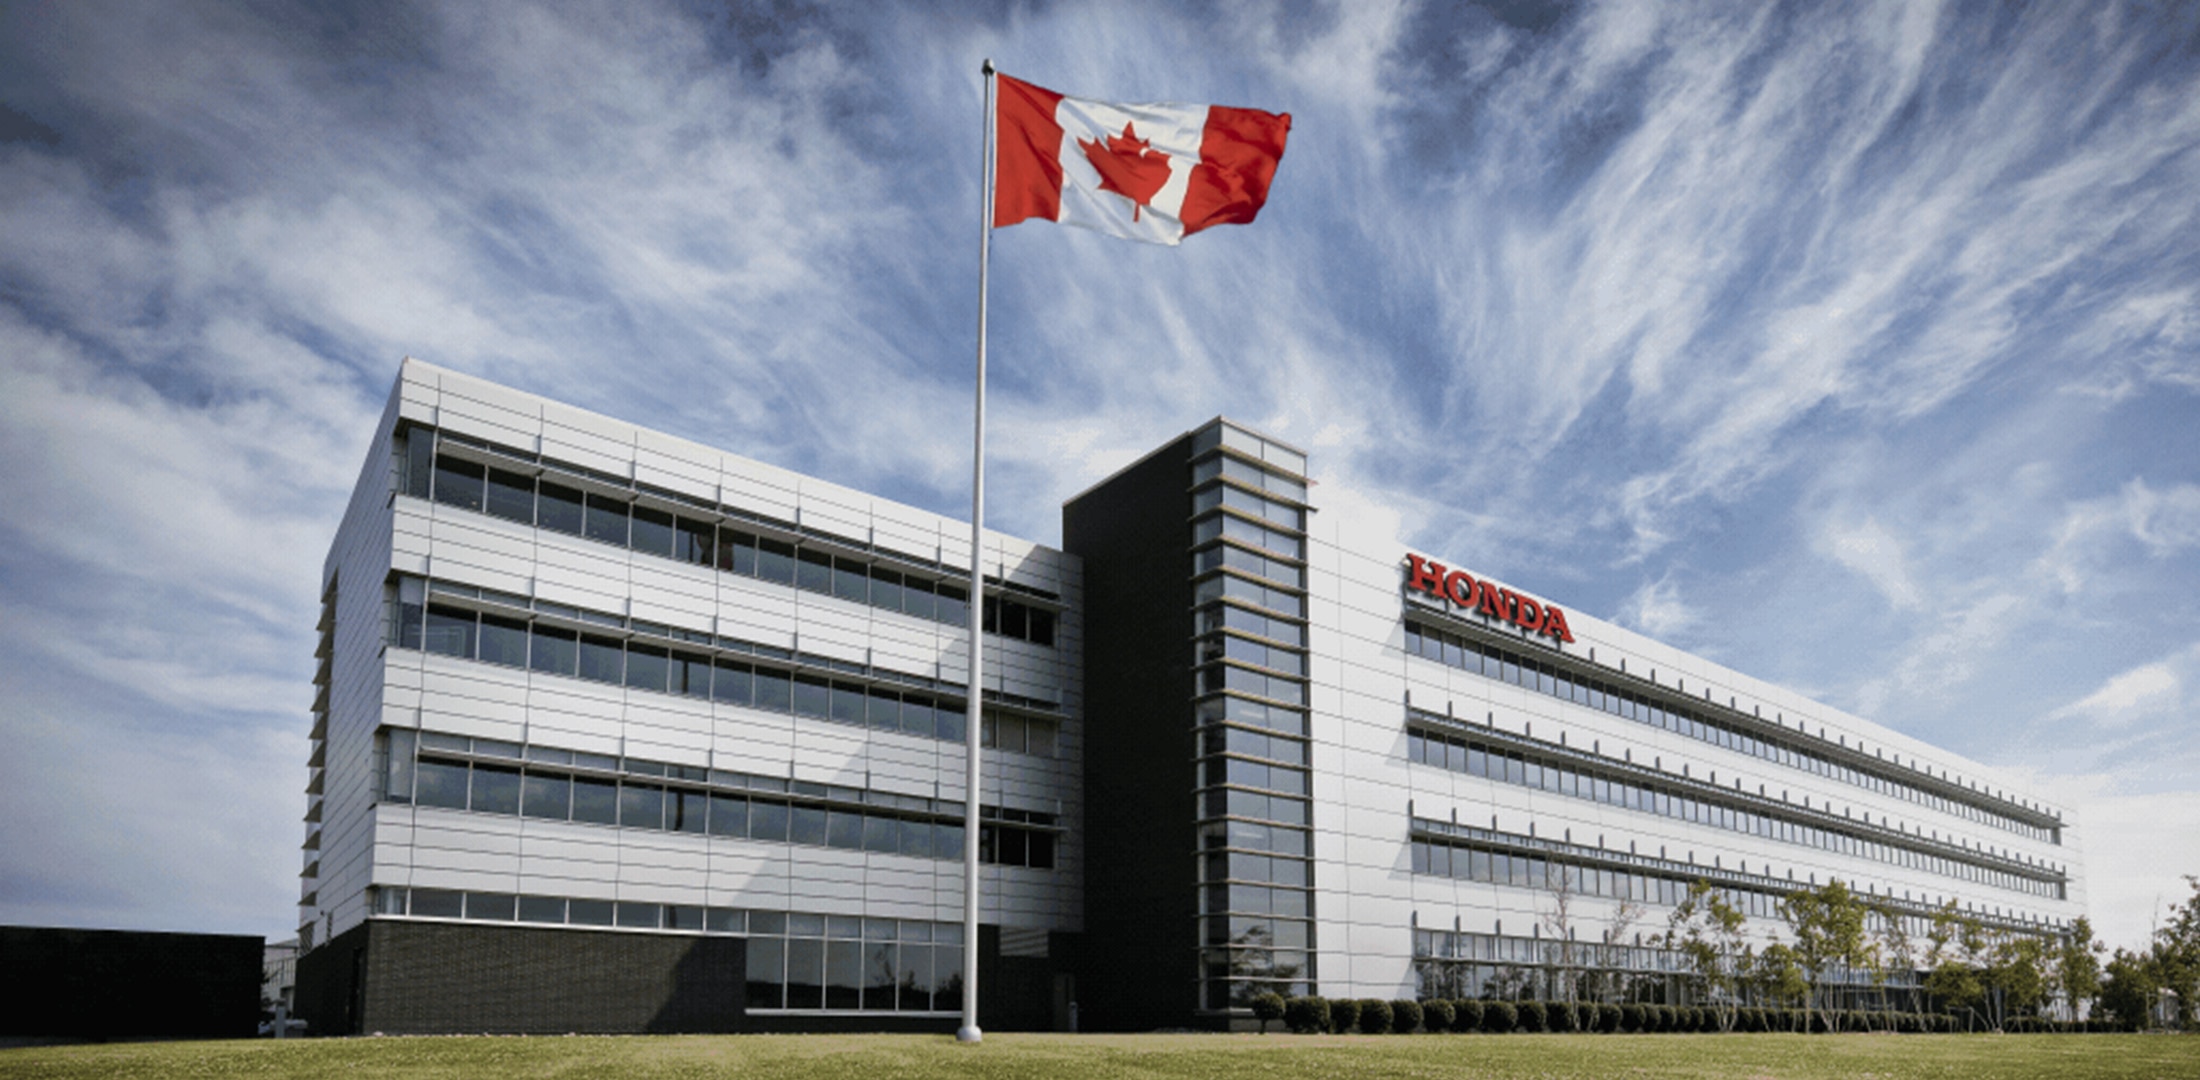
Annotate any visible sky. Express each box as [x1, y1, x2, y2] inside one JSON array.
[[1, 0, 2197, 956]]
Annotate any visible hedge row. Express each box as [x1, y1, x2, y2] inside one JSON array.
[[1257, 994, 2095, 1035]]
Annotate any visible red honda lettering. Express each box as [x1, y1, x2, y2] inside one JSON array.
[[1542, 605, 1576, 644], [1405, 554, 1448, 598], [1443, 570, 1477, 607], [1476, 581, 1511, 622], [1515, 595, 1544, 633]]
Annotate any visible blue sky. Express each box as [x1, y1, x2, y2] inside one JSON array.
[[2, 0, 2197, 952]]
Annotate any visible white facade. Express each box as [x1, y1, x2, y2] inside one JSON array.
[[1302, 513, 2083, 1001], [303, 360, 1081, 1017], [300, 364, 2082, 1026]]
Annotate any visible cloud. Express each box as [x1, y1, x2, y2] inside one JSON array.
[[1615, 572, 1697, 639], [2050, 645, 2197, 728], [1821, 516, 1924, 612]]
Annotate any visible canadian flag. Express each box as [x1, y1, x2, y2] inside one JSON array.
[[993, 73, 1291, 246]]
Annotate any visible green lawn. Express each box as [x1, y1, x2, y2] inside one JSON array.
[[2, 1033, 2194, 1080]]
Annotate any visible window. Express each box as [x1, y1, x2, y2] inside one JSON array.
[[583, 493, 628, 545], [432, 456, 485, 512], [538, 482, 584, 535], [630, 506, 675, 556], [423, 605, 475, 658]]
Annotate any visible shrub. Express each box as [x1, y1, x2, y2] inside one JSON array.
[[1599, 1003, 1622, 1032], [1453, 999, 1482, 1032], [1547, 1001, 1577, 1032], [1390, 999, 1422, 1034], [1517, 1000, 1547, 1032], [1329, 997, 1360, 1034], [1283, 996, 1328, 1035], [1250, 992, 1285, 1034], [1357, 999, 1392, 1035], [1484, 1000, 1518, 1033], [1620, 1003, 1645, 1032], [1676, 1006, 1699, 1032], [1657, 1004, 1679, 1032], [1420, 998, 1453, 1033]]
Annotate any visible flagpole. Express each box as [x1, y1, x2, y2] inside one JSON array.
[[957, 57, 997, 1047]]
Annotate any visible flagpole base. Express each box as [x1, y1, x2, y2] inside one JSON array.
[[956, 1025, 984, 1044]]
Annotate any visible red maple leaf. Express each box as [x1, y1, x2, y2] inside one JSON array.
[[1077, 121, 1171, 221]]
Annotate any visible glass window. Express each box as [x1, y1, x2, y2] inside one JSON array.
[[432, 456, 485, 512], [568, 898, 614, 926], [577, 635, 624, 683], [865, 689, 901, 731], [668, 788, 708, 833], [746, 937, 785, 1009], [402, 428, 435, 498], [538, 482, 584, 535], [414, 760, 469, 809], [870, 569, 904, 614], [617, 901, 661, 929], [484, 468, 534, 523], [477, 614, 528, 667], [832, 557, 868, 602], [754, 669, 793, 712], [517, 895, 565, 924], [625, 644, 670, 692], [571, 777, 618, 824], [935, 702, 966, 743], [784, 939, 825, 1010], [793, 675, 830, 718], [423, 605, 475, 658], [829, 682, 865, 725], [790, 805, 828, 846], [584, 493, 629, 545], [673, 652, 711, 697], [901, 696, 936, 738], [530, 625, 577, 676], [903, 578, 936, 620], [470, 765, 521, 815], [619, 782, 665, 829], [704, 660, 749, 705], [755, 538, 796, 584], [630, 506, 675, 556], [827, 810, 864, 849], [796, 550, 833, 593], [936, 584, 969, 628], [749, 800, 790, 841], [676, 517, 714, 565], [707, 795, 748, 838], [521, 772, 569, 820], [410, 888, 464, 918]]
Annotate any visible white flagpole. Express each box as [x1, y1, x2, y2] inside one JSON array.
[[957, 57, 997, 1046]]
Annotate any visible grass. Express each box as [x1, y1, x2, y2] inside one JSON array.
[[2, 1032, 2195, 1080]]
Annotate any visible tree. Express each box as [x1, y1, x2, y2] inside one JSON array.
[[1984, 933, 2050, 1030], [1868, 898, 1920, 1023], [2099, 947, 2161, 1031], [1781, 880, 1871, 1033], [1750, 941, 1810, 1028], [1250, 991, 1285, 1034], [1539, 860, 1586, 1010], [1666, 879, 1748, 1032], [2155, 875, 2200, 1029], [1923, 900, 1987, 1030], [2054, 917, 2103, 1023]]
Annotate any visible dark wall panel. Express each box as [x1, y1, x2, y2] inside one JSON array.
[[1063, 435, 1199, 1031], [0, 926, 262, 1039], [357, 921, 746, 1034]]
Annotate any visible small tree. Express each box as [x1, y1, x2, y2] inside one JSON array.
[[1421, 998, 1455, 1032], [1783, 880, 1870, 1033], [1986, 933, 2050, 1030], [1750, 941, 1810, 1023], [2099, 949, 2159, 1031], [1483, 999, 1517, 1033], [2156, 875, 2200, 1029], [2054, 917, 2104, 1023], [1666, 879, 1749, 1032], [1517, 1000, 1547, 1032], [1923, 900, 1987, 1030], [1454, 998, 1483, 1032], [1390, 999, 1422, 1033], [1329, 997, 1361, 1034], [1357, 999, 1392, 1035], [1250, 991, 1285, 1034]]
